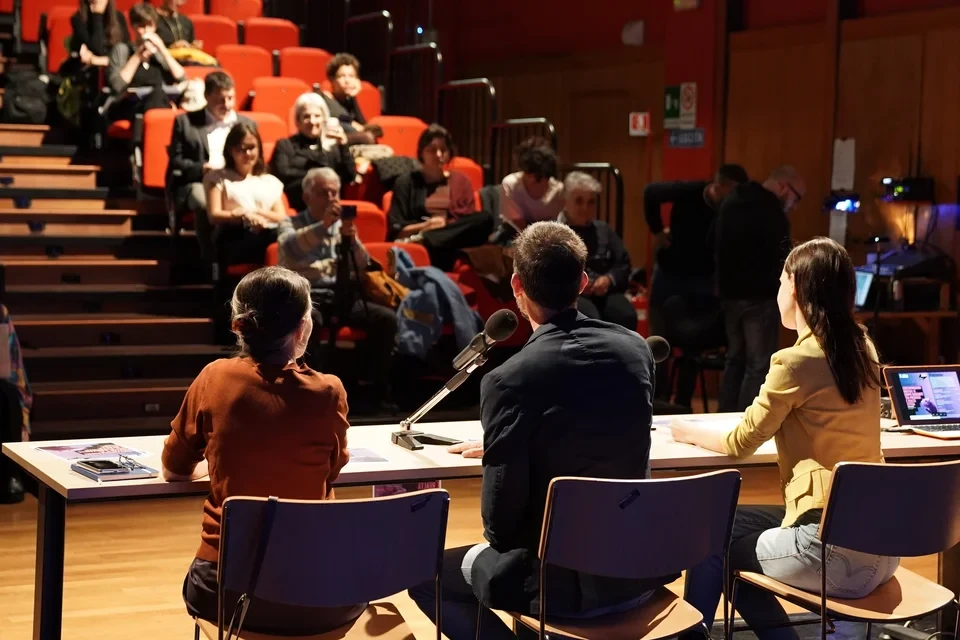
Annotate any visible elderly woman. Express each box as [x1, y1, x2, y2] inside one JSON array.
[[270, 92, 356, 211], [559, 171, 637, 330]]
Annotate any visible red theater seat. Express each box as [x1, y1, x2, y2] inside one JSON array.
[[152, 0, 204, 13], [183, 66, 220, 81], [142, 108, 183, 190], [279, 47, 332, 89], [43, 7, 74, 73], [367, 116, 427, 159], [250, 77, 310, 135], [448, 157, 484, 192], [243, 17, 299, 52], [216, 44, 272, 109], [338, 200, 387, 243], [106, 119, 134, 140], [210, 0, 262, 22], [356, 81, 382, 120], [191, 15, 238, 55], [23, 0, 74, 44], [365, 242, 430, 269], [239, 110, 287, 163]]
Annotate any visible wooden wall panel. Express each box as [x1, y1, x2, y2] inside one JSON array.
[[835, 34, 923, 262], [464, 52, 665, 266], [724, 37, 829, 245]]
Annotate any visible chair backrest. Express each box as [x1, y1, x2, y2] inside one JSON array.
[[219, 490, 449, 607], [250, 77, 310, 135], [356, 80, 382, 120], [366, 242, 430, 268], [489, 117, 557, 184], [264, 242, 279, 266], [114, 0, 140, 11], [367, 116, 427, 159], [215, 44, 272, 108], [0, 0, 12, 14], [344, 11, 392, 90], [561, 162, 625, 237], [183, 65, 220, 81], [143, 108, 183, 190], [340, 200, 386, 243], [387, 43, 442, 123], [541, 471, 741, 581], [23, 0, 74, 44], [154, 0, 205, 13], [820, 460, 960, 557], [44, 6, 74, 73], [243, 16, 299, 52], [239, 111, 287, 163], [438, 78, 497, 176], [192, 15, 238, 54], [210, 0, 262, 22], [279, 46, 332, 89], [448, 157, 484, 192]]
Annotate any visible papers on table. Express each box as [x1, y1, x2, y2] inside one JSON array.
[[36, 442, 147, 461], [348, 447, 389, 463]]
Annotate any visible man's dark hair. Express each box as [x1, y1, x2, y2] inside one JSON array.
[[514, 221, 587, 311], [516, 137, 558, 181], [326, 52, 361, 82], [716, 163, 748, 185], [129, 2, 158, 29], [204, 70, 235, 96], [417, 124, 455, 163]]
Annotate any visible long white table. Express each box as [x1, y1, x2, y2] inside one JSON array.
[[5, 415, 960, 640]]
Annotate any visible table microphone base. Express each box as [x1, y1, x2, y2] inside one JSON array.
[[391, 431, 463, 451]]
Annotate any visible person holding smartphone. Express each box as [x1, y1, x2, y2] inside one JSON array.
[[105, 3, 184, 125], [270, 92, 356, 211], [277, 167, 398, 409]]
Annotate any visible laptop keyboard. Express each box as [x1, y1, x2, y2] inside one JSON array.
[[915, 423, 960, 432]]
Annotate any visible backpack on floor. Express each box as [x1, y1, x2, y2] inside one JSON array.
[[1, 70, 50, 125]]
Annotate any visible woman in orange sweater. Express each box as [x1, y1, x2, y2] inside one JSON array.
[[161, 266, 365, 634]]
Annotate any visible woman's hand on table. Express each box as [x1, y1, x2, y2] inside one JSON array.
[[669, 418, 696, 444], [448, 440, 483, 458]]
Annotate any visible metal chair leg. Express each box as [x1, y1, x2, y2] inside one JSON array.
[[700, 621, 713, 639], [474, 602, 482, 640], [194, 621, 200, 640], [866, 622, 873, 640], [727, 577, 740, 640]]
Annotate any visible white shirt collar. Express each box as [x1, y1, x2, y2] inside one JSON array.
[[205, 109, 238, 127]]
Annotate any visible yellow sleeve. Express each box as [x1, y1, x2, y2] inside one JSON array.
[[723, 353, 802, 458]]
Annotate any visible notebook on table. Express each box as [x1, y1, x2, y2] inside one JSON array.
[[884, 365, 960, 439]]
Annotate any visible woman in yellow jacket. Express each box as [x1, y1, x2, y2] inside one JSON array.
[[671, 237, 898, 640]]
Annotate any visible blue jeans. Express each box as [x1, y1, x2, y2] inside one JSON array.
[[682, 506, 899, 640], [719, 299, 780, 412]]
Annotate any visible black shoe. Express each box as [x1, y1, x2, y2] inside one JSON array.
[[0, 476, 24, 504]]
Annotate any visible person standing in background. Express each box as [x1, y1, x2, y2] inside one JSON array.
[[715, 165, 804, 412], [643, 164, 748, 405]]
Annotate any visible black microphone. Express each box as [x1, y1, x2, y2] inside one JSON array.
[[646, 335, 671, 363], [452, 309, 519, 370]]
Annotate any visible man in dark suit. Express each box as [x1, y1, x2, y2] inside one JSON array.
[[166, 70, 253, 254], [409, 222, 674, 640]]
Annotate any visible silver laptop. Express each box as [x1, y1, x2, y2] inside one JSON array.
[[884, 366, 960, 439]]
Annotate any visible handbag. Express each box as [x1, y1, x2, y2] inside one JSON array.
[[363, 269, 409, 310]]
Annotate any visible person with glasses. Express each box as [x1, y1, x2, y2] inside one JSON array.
[[714, 165, 804, 412]]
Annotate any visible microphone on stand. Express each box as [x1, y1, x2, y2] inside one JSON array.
[[392, 310, 519, 451], [452, 309, 519, 371]]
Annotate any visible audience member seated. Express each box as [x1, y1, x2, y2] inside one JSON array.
[[204, 122, 286, 266], [161, 266, 366, 635], [560, 171, 636, 331], [168, 71, 254, 256], [155, 0, 196, 48], [271, 92, 356, 211], [322, 52, 382, 144], [278, 168, 397, 407], [71, 0, 129, 68], [387, 125, 482, 269], [670, 237, 898, 640], [495, 137, 564, 243], [105, 3, 185, 123], [410, 222, 671, 639]]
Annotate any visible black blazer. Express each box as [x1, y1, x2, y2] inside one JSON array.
[[166, 110, 255, 190], [472, 309, 675, 615], [270, 134, 356, 211]]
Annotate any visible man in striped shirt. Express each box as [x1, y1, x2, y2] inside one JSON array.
[[278, 167, 397, 406]]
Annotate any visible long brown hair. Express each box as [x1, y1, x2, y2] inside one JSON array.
[[223, 122, 265, 176], [230, 267, 311, 363], [79, 0, 126, 49], [784, 237, 879, 404]]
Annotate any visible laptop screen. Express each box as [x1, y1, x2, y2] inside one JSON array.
[[855, 271, 873, 308], [886, 367, 960, 424]]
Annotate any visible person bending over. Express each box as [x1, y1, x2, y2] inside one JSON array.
[[168, 71, 254, 256], [162, 266, 366, 635], [105, 3, 185, 123], [271, 92, 356, 211], [278, 167, 397, 408], [409, 221, 672, 640], [560, 171, 636, 330], [716, 165, 803, 411], [496, 137, 564, 241], [204, 122, 286, 266], [671, 237, 897, 640]]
